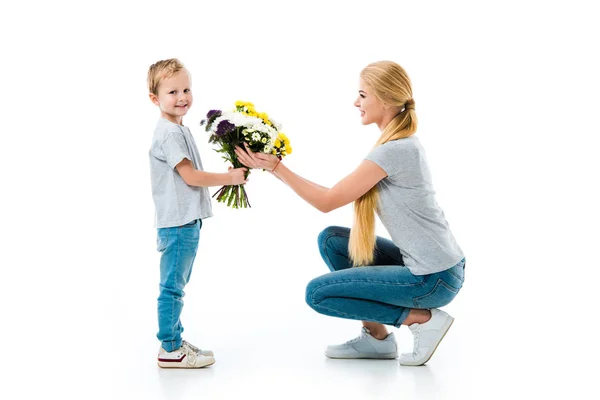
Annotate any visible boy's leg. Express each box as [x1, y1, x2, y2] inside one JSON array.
[[156, 220, 200, 352]]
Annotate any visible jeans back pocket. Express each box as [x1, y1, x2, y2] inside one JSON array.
[[413, 278, 460, 309]]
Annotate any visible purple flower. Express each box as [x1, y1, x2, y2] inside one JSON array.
[[207, 109, 222, 120], [201, 109, 223, 130], [215, 120, 235, 136]]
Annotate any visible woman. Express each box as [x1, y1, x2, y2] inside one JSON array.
[[234, 61, 465, 366]]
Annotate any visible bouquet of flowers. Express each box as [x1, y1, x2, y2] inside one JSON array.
[[200, 101, 292, 208]]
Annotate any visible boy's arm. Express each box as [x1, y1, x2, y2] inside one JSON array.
[[176, 159, 239, 187]]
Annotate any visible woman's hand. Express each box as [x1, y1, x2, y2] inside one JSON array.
[[234, 143, 280, 171]]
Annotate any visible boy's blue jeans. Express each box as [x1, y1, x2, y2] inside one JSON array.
[[306, 226, 465, 327], [156, 219, 201, 352]]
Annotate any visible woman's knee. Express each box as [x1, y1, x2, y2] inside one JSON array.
[[305, 276, 325, 309], [317, 225, 349, 251]]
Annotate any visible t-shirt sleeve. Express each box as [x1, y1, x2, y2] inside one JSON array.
[[365, 143, 402, 176], [160, 132, 192, 169]]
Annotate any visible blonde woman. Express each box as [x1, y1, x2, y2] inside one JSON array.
[[234, 61, 465, 366]]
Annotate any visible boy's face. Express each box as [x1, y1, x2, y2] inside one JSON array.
[[150, 70, 193, 124]]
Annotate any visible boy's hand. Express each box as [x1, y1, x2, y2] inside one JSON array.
[[228, 166, 248, 185]]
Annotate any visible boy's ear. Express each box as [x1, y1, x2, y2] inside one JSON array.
[[149, 93, 159, 106]]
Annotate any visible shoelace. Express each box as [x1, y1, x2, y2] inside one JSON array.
[[411, 326, 421, 355], [182, 340, 201, 354], [344, 330, 369, 345], [181, 341, 199, 365]]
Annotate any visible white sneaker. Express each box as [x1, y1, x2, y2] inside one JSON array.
[[325, 327, 398, 359], [157, 341, 215, 368], [399, 309, 454, 366], [181, 340, 214, 357]]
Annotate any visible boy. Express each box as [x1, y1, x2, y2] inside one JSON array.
[[148, 59, 246, 368]]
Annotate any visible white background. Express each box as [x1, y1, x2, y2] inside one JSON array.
[[1, 0, 599, 399]]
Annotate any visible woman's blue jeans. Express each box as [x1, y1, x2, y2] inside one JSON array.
[[306, 226, 465, 327]]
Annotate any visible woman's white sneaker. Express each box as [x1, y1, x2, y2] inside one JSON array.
[[157, 341, 215, 368], [325, 327, 398, 359], [399, 308, 454, 366]]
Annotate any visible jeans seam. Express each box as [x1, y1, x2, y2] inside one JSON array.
[[413, 278, 459, 308], [310, 277, 425, 295], [447, 268, 464, 281], [320, 232, 349, 270], [171, 228, 180, 347], [311, 302, 391, 324]]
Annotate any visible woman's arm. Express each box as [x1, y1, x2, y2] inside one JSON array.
[[273, 172, 329, 191], [272, 161, 386, 212], [234, 145, 386, 213]]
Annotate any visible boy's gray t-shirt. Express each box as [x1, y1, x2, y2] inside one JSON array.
[[365, 136, 464, 275], [149, 118, 213, 228]]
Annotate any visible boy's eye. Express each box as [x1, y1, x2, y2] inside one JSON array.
[[184, 89, 191, 93], [169, 90, 176, 94], [360, 94, 365, 98]]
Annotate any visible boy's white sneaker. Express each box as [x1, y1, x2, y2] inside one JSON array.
[[180, 340, 214, 357], [399, 308, 454, 366], [325, 327, 398, 359], [157, 341, 215, 368]]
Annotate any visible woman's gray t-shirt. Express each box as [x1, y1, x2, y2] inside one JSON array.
[[365, 136, 463, 275]]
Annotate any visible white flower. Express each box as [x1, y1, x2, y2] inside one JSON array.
[[252, 132, 261, 141], [222, 110, 262, 128], [251, 123, 278, 141], [261, 137, 267, 143], [270, 118, 283, 131]]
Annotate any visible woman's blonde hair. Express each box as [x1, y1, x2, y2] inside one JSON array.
[[349, 61, 418, 266], [147, 58, 185, 95]]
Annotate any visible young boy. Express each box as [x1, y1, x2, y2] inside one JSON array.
[[148, 59, 247, 368]]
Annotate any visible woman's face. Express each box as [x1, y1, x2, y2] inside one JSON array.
[[354, 78, 386, 126]]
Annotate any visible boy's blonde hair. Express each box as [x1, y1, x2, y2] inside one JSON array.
[[349, 61, 418, 267], [147, 58, 186, 95]]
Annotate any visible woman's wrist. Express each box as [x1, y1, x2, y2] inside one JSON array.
[[271, 158, 282, 173]]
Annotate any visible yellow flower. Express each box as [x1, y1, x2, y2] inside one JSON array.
[[274, 139, 281, 148], [278, 132, 289, 142], [286, 145, 293, 155], [235, 100, 255, 109], [257, 112, 270, 124]]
